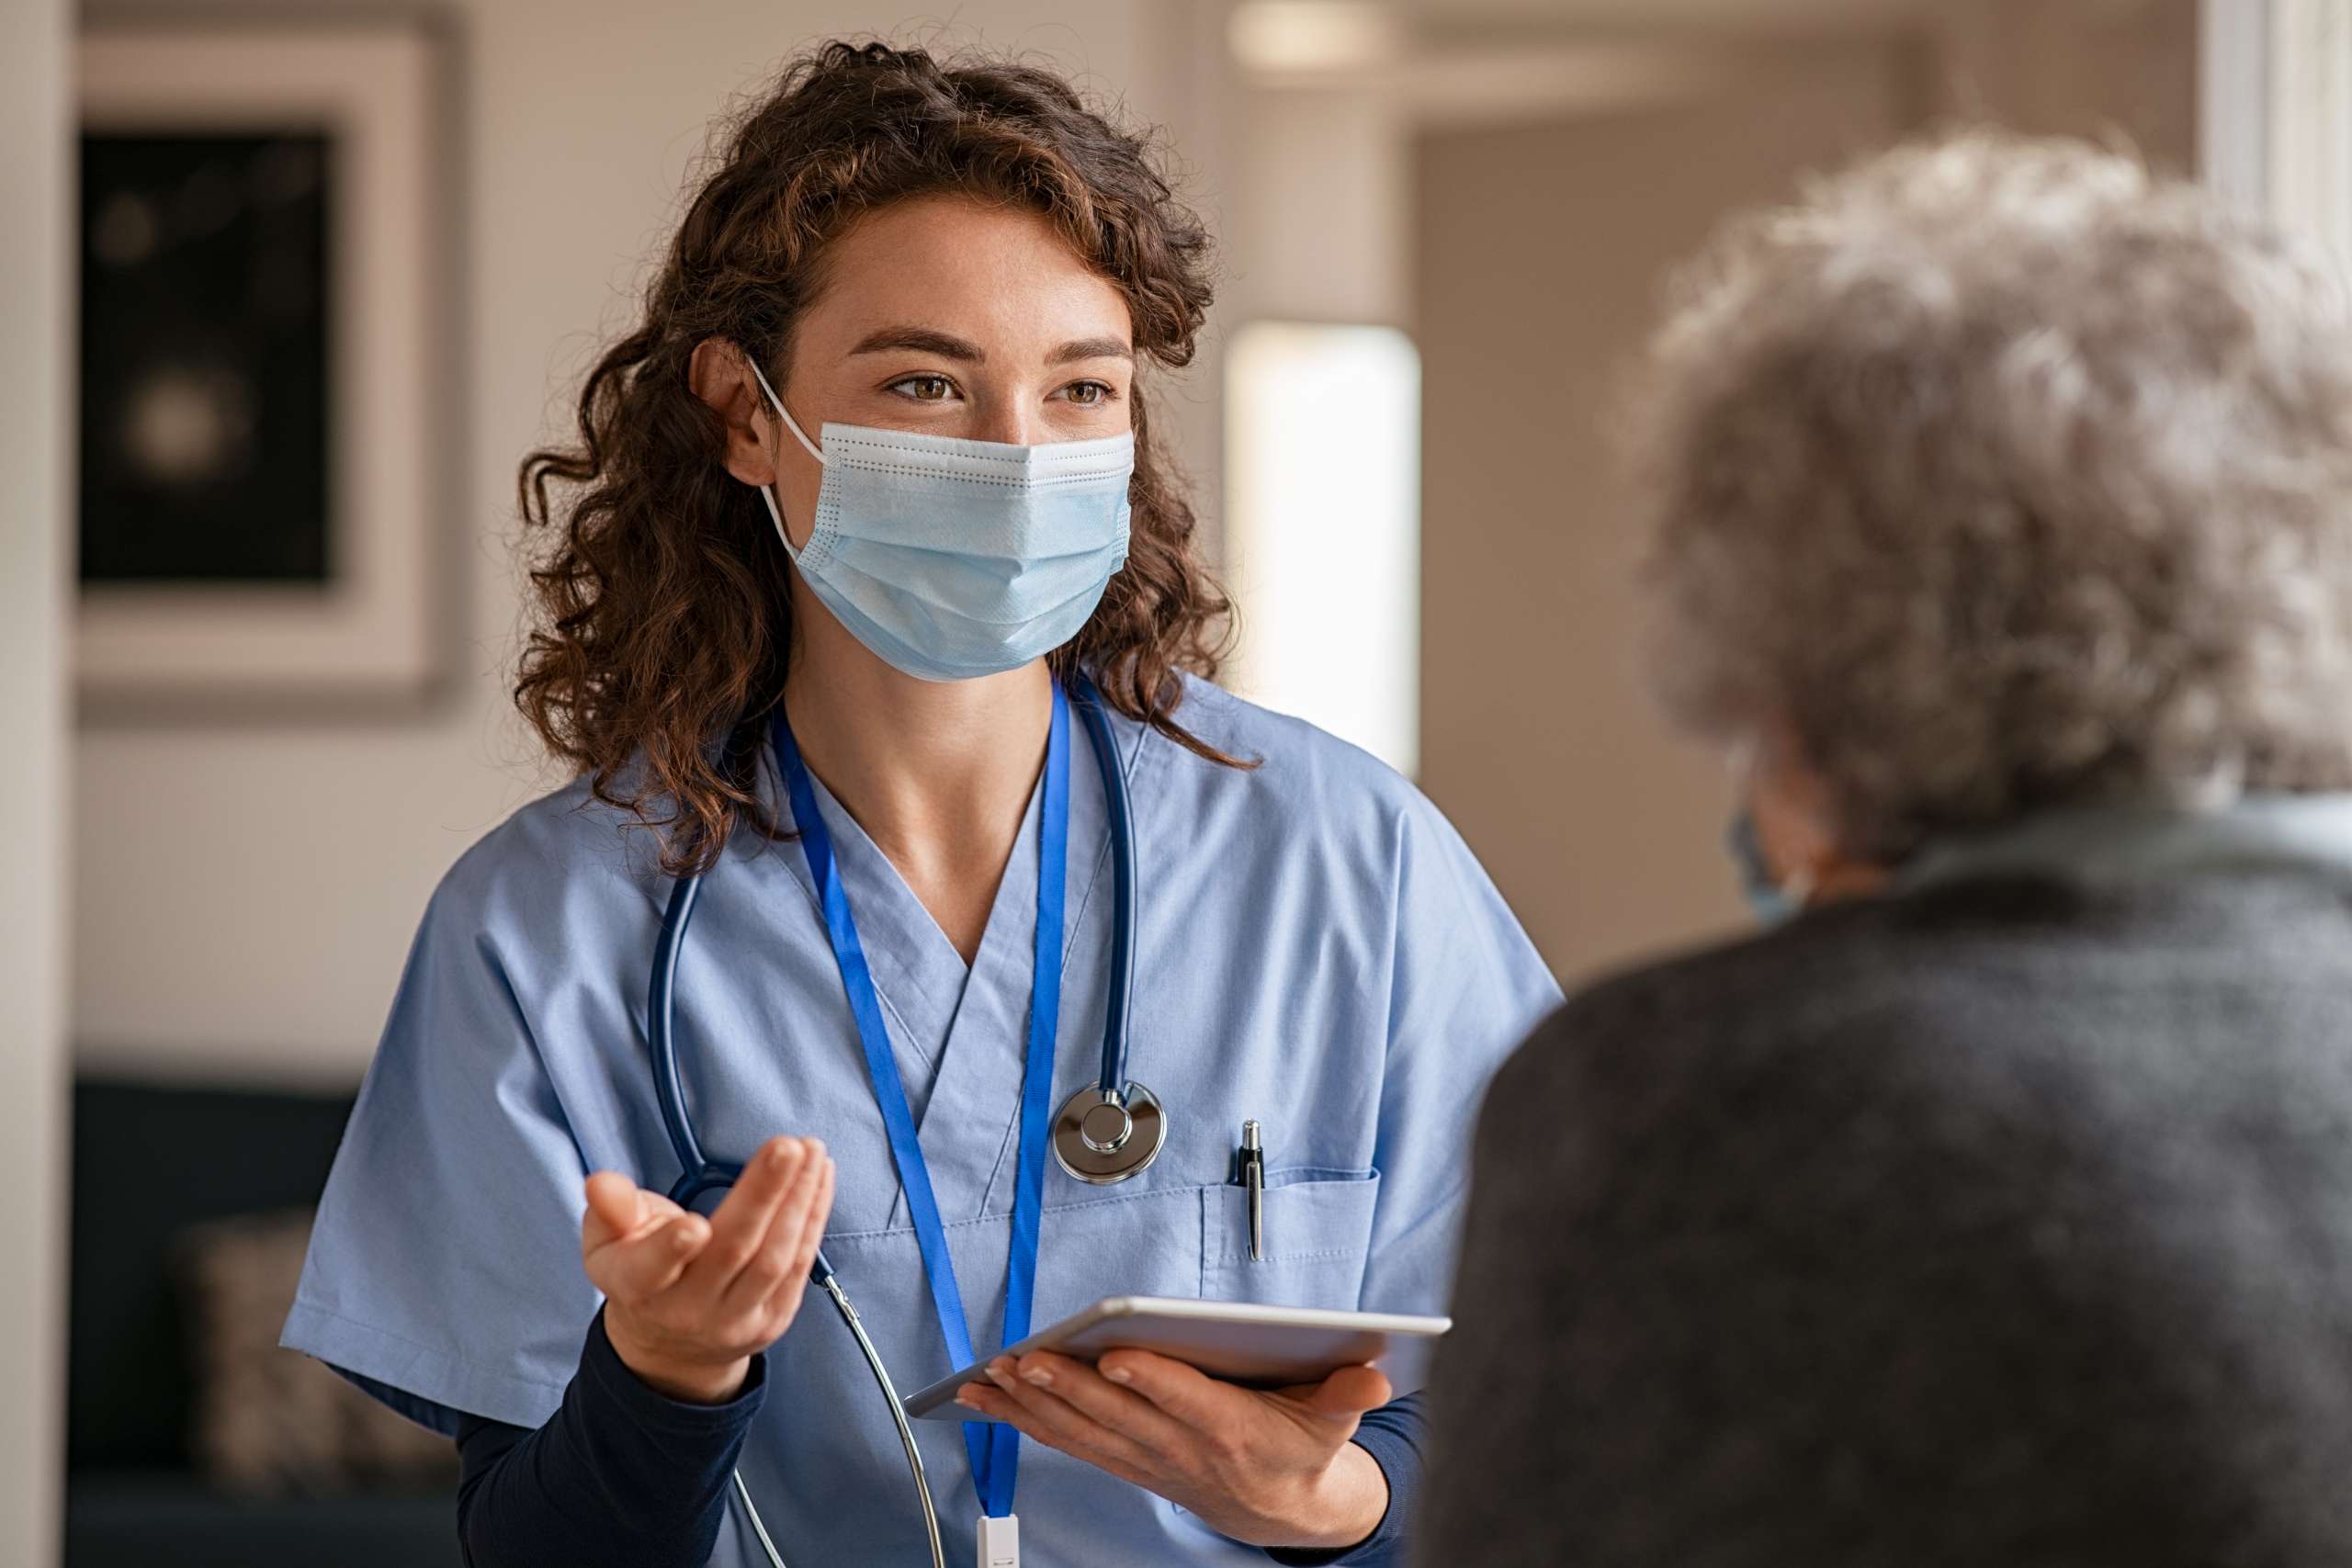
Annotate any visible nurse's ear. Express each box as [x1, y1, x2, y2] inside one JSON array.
[[688, 338, 781, 489]]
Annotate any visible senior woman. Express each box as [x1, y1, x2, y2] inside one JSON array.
[[1421, 132, 2352, 1565]]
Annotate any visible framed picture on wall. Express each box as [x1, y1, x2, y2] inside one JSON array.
[[75, 18, 448, 715]]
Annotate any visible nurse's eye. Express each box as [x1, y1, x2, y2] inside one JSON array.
[[887, 375, 958, 402], [1058, 380, 1118, 408]]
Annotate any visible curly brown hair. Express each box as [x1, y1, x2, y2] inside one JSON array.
[[514, 40, 1237, 874]]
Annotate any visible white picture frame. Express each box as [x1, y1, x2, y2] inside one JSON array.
[[75, 18, 446, 714]]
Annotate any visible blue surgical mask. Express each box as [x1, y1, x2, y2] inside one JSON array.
[[1727, 809, 1802, 926], [745, 356, 1133, 682]]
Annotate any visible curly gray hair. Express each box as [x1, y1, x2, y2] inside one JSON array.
[[1638, 130, 2352, 861]]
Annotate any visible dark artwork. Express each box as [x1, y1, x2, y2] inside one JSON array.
[[79, 131, 333, 584]]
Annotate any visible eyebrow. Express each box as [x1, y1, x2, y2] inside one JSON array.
[[845, 326, 1135, 367], [850, 326, 985, 361], [1047, 335, 1135, 366]]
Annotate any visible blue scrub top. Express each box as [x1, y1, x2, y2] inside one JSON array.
[[285, 676, 1560, 1565]]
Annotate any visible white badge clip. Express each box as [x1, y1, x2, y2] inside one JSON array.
[[978, 1513, 1020, 1568]]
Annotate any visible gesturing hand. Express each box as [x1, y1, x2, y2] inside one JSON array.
[[581, 1135, 837, 1404], [956, 1349, 1393, 1551]]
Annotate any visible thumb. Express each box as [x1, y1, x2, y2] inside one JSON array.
[[582, 1171, 646, 1250], [1298, 1364, 1391, 1422]]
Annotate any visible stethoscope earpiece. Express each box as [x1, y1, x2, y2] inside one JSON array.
[[1052, 1080, 1167, 1184]]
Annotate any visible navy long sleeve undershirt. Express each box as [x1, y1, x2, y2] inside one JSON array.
[[453, 1310, 1422, 1566], [456, 1310, 767, 1568]]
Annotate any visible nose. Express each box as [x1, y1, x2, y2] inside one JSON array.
[[970, 392, 1044, 448]]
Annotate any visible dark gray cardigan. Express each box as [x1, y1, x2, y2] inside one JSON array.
[[1421, 858, 2352, 1566]]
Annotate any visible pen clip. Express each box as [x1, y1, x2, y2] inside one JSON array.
[[1240, 1119, 1265, 1263]]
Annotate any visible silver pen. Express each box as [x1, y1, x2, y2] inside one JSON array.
[[1241, 1120, 1264, 1262]]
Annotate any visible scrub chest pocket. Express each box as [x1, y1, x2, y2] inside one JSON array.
[[1030, 1173, 1379, 1328], [1204, 1169, 1381, 1307]]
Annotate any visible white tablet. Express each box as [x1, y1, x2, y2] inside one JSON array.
[[900, 1295, 1452, 1422]]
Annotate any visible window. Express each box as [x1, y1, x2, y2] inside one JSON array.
[[1222, 321, 1421, 775], [2203, 0, 2352, 268]]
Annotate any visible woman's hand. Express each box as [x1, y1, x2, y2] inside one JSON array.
[[580, 1135, 836, 1404], [956, 1349, 1393, 1551]]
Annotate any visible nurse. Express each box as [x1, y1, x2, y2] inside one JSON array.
[[285, 39, 1557, 1568]]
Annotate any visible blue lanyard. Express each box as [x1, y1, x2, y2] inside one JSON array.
[[771, 680, 1069, 1520]]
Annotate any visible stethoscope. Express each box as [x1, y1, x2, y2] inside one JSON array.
[[641, 673, 1160, 1566]]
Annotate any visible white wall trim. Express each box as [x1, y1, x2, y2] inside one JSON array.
[[0, 0, 73, 1556], [2268, 0, 2352, 268], [2201, 0, 2272, 204]]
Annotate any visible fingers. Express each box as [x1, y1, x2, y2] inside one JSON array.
[[580, 1135, 834, 1352], [584, 1175, 685, 1240], [775, 1156, 837, 1298], [718, 1142, 833, 1315], [1091, 1348, 1247, 1430], [581, 1171, 646, 1253], [582, 1175, 707, 1300], [680, 1136, 807, 1299], [605, 1209, 711, 1298], [582, 1174, 686, 1257], [964, 1358, 1157, 1480], [1007, 1351, 1187, 1450], [1298, 1364, 1391, 1422]]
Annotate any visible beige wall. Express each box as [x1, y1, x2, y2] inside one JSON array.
[[1229, 85, 1412, 325], [1414, 47, 1906, 987], [2, 0, 72, 1552], [71, 0, 1206, 1084], [69, 0, 2211, 1074], [1923, 0, 2199, 169], [1411, 4, 2199, 991]]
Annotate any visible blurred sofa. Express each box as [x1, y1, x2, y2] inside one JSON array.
[[66, 1076, 463, 1568]]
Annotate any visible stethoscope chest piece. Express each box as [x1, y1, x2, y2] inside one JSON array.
[[1052, 1080, 1167, 1184]]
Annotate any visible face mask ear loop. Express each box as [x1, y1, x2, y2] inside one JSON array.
[[742, 352, 825, 560], [1730, 734, 1816, 913]]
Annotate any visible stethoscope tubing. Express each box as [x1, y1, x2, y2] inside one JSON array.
[[641, 675, 1140, 1563], [1069, 677, 1137, 1100], [647, 674, 1138, 1280]]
